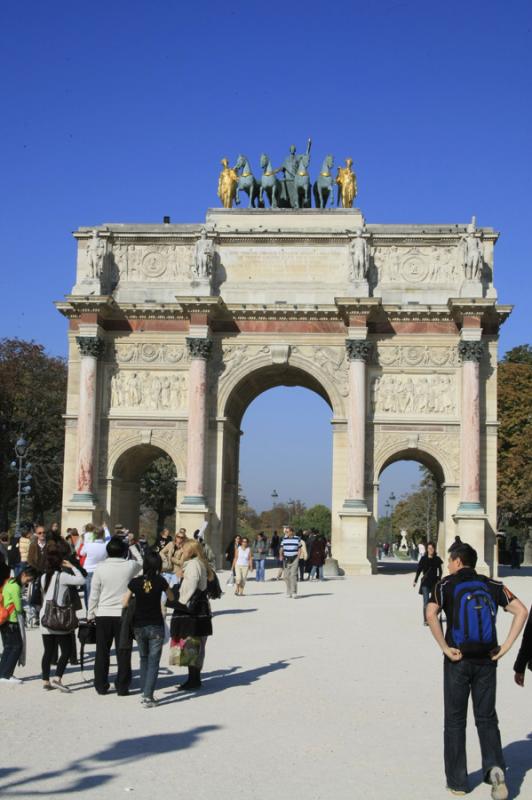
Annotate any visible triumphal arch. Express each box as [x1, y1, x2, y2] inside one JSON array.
[[57, 154, 510, 574]]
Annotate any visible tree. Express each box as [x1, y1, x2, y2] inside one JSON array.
[[0, 339, 67, 529], [139, 455, 177, 533], [497, 344, 532, 530], [292, 504, 332, 537], [389, 466, 438, 543]]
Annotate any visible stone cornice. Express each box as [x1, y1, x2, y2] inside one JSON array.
[[224, 303, 340, 322], [448, 299, 513, 329], [382, 304, 453, 322], [55, 296, 118, 319]]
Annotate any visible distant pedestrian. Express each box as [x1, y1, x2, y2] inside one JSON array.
[[233, 537, 253, 596], [298, 531, 308, 582], [270, 531, 280, 560], [280, 526, 302, 598], [309, 534, 327, 581], [160, 529, 188, 587], [509, 536, 520, 570], [413, 541, 442, 624], [123, 551, 174, 707], [252, 533, 268, 582], [225, 535, 241, 585], [426, 542, 527, 798], [513, 604, 532, 687], [126, 532, 144, 564]]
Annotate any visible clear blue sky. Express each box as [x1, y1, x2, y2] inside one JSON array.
[[1, 1, 530, 513]]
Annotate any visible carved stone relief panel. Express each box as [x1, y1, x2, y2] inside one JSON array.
[[114, 342, 186, 365], [109, 370, 188, 412], [374, 344, 460, 368], [99, 424, 187, 477], [372, 246, 462, 284], [108, 243, 195, 282], [370, 430, 460, 484], [370, 373, 457, 417]]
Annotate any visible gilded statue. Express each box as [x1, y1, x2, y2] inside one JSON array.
[[217, 157, 239, 208], [336, 157, 357, 208]]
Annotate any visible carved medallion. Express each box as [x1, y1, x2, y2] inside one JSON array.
[[141, 250, 166, 279]]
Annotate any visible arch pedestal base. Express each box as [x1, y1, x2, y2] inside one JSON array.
[[336, 509, 375, 575], [452, 509, 489, 575], [177, 502, 209, 540]]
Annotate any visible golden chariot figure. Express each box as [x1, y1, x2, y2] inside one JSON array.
[[217, 157, 239, 208], [336, 157, 357, 208]]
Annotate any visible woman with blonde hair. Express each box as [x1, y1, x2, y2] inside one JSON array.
[[170, 539, 213, 691]]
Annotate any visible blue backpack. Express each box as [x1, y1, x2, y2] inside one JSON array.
[[450, 578, 498, 656]]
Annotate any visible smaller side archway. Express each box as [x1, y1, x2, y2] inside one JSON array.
[[108, 443, 179, 535]]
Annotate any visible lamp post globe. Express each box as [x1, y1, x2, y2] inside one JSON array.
[[15, 437, 28, 457]]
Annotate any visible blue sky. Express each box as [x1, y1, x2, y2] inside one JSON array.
[[1, 1, 530, 512]]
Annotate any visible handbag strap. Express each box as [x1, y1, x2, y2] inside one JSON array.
[[52, 571, 62, 603]]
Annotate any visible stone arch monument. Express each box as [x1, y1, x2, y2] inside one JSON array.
[[57, 206, 510, 574]]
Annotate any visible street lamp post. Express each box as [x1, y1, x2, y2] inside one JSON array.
[[271, 489, 278, 535], [388, 491, 396, 550], [11, 437, 32, 538]]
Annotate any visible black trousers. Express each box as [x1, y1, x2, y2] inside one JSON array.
[[443, 658, 505, 792], [42, 634, 72, 680], [94, 616, 132, 695], [0, 624, 23, 679]]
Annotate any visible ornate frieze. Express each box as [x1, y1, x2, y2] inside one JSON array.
[[372, 245, 462, 284], [186, 337, 212, 360], [371, 429, 460, 483], [375, 344, 460, 368], [110, 371, 187, 411], [76, 336, 105, 359], [345, 339, 373, 362], [458, 341, 484, 363], [114, 342, 186, 365], [370, 373, 456, 416], [107, 243, 196, 282]]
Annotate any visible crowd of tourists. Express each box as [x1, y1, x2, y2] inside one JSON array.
[[3, 522, 532, 799], [0, 523, 217, 706]]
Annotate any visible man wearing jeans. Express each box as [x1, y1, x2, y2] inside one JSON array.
[[252, 532, 268, 582], [280, 526, 302, 599], [426, 543, 527, 799]]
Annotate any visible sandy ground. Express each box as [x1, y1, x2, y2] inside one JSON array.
[[1, 563, 531, 800]]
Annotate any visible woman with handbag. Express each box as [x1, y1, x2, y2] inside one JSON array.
[[170, 540, 213, 692], [40, 546, 85, 692]]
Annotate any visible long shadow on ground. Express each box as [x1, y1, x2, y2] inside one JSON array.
[[467, 732, 532, 798]]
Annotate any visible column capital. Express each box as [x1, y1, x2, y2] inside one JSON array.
[[345, 339, 372, 362], [458, 341, 484, 363], [186, 337, 212, 360], [76, 336, 105, 359]]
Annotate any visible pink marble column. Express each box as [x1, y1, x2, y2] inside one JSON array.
[[183, 337, 212, 503], [344, 339, 372, 507], [74, 337, 104, 499], [458, 340, 483, 510]]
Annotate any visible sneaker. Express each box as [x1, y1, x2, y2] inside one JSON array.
[[446, 789, 466, 797], [144, 698, 158, 708], [488, 767, 508, 800], [0, 677, 22, 685]]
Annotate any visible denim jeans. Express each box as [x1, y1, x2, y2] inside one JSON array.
[[310, 565, 324, 580], [84, 572, 94, 611], [255, 559, 266, 581], [443, 658, 505, 792], [134, 624, 164, 700], [0, 623, 23, 679]]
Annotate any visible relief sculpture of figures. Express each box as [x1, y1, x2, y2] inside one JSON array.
[[336, 157, 357, 208], [460, 216, 483, 280], [371, 373, 456, 416], [349, 227, 370, 281], [86, 229, 105, 279], [217, 157, 238, 208], [193, 228, 214, 279], [110, 371, 187, 411]]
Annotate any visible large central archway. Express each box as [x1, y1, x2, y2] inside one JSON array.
[[217, 363, 337, 553]]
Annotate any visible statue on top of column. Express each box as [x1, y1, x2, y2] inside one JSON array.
[[336, 158, 357, 208], [279, 138, 312, 207], [86, 230, 105, 279], [217, 157, 239, 208], [460, 216, 484, 281]]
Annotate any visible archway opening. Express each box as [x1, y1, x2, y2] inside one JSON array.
[[221, 364, 334, 558], [111, 444, 177, 543], [376, 452, 445, 574]]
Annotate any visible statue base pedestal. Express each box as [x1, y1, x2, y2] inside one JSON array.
[[189, 278, 212, 296], [349, 280, 369, 297], [336, 508, 374, 575], [72, 278, 102, 296], [459, 279, 483, 298], [323, 558, 342, 577], [452, 508, 489, 574], [64, 494, 101, 531], [177, 500, 209, 536]]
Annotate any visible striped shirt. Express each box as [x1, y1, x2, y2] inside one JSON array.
[[281, 536, 301, 558]]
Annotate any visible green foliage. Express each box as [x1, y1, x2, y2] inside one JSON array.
[[498, 344, 532, 528], [0, 339, 67, 529], [139, 455, 177, 532], [389, 466, 438, 543], [292, 504, 332, 537]]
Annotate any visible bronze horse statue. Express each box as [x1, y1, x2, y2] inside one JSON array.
[[293, 154, 311, 208], [259, 154, 283, 208], [234, 155, 260, 208], [313, 155, 335, 208]]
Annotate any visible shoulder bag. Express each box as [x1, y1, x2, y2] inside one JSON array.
[[42, 573, 79, 632]]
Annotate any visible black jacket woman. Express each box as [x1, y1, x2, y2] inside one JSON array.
[[413, 541, 443, 625]]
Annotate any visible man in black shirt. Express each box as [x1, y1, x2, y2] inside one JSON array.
[[426, 543, 527, 798]]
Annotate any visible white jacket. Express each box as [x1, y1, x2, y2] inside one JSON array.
[[88, 558, 141, 619], [179, 559, 207, 606]]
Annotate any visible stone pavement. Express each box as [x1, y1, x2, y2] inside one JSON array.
[[1, 568, 531, 800]]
